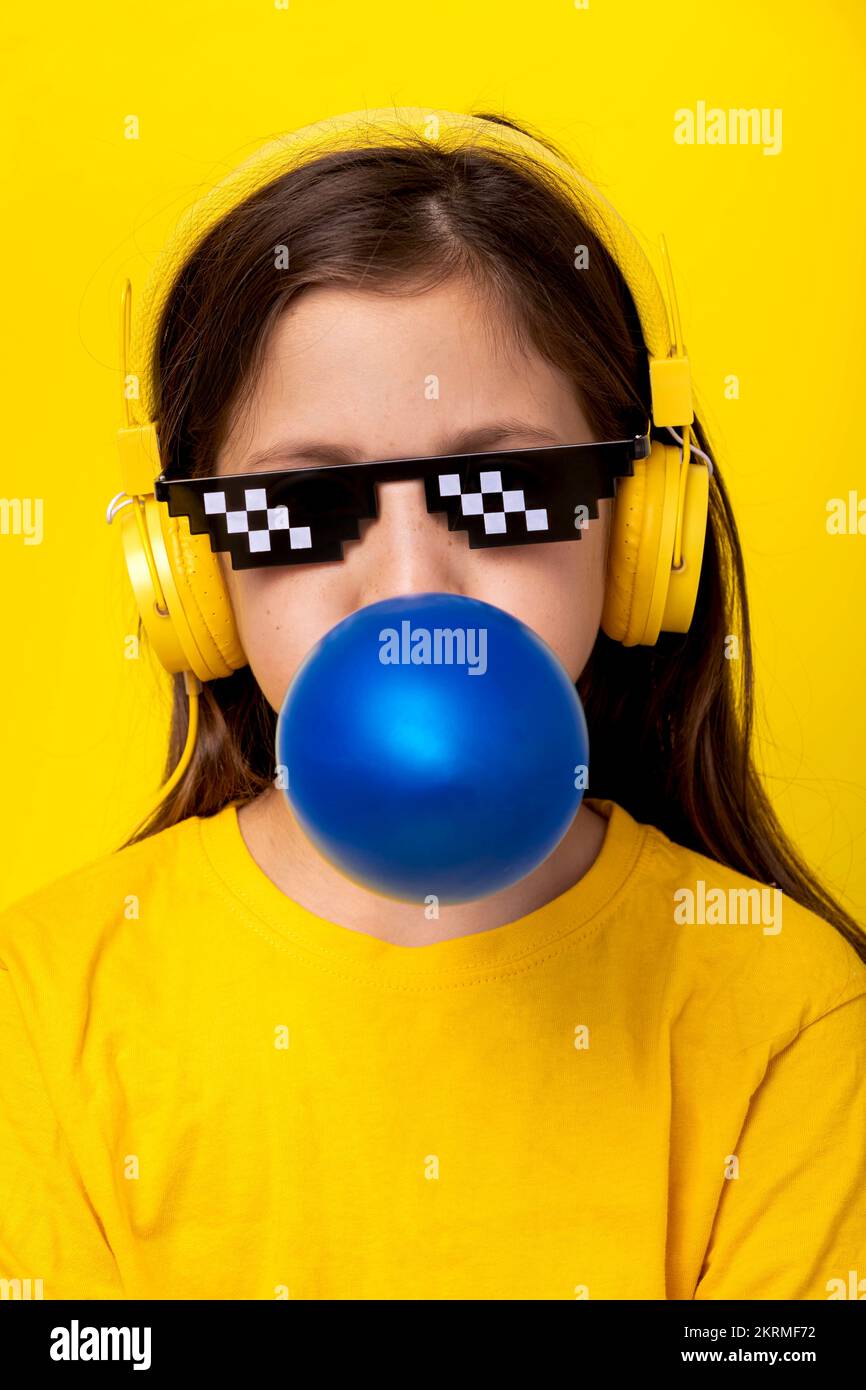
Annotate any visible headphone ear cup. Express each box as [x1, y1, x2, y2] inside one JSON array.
[[602, 441, 698, 646], [162, 505, 247, 677], [601, 453, 648, 645], [120, 497, 247, 680], [659, 456, 709, 634]]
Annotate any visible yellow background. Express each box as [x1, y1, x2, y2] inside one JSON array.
[[1, 0, 864, 917]]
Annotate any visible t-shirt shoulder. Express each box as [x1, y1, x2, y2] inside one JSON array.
[[635, 814, 866, 1056], [0, 812, 203, 970]]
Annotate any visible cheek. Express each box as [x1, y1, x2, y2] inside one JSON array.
[[223, 565, 351, 711], [471, 513, 609, 683]]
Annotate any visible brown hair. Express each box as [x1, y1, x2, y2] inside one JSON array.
[[119, 111, 866, 962]]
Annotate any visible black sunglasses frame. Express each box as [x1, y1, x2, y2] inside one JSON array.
[[154, 433, 651, 571]]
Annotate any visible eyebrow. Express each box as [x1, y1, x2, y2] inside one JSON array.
[[240, 418, 567, 470]]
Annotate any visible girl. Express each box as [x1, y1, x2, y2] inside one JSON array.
[[1, 107, 864, 1302]]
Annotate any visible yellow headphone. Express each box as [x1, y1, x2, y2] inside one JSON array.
[[107, 106, 711, 800]]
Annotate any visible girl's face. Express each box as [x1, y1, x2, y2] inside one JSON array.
[[215, 275, 611, 711]]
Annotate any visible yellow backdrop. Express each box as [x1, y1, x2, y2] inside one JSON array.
[[1, 0, 864, 918]]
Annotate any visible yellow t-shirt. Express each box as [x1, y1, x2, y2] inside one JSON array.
[[1, 796, 865, 1302]]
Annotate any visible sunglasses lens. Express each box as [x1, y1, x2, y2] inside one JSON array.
[[157, 441, 634, 567]]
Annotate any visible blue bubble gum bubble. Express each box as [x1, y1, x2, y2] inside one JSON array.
[[276, 592, 589, 905]]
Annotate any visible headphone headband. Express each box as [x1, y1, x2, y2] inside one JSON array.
[[126, 105, 693, 434]]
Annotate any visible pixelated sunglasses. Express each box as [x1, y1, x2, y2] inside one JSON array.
[[154, 432, 651, 571]]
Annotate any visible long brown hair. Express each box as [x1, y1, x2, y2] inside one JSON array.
[[119, 111, 866, 961]]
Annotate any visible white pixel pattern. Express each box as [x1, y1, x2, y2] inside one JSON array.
[[438, 471, 548, 535], [203, 488, 311, 552]]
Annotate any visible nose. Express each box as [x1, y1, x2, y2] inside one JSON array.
[[349, 477, 466, 602]]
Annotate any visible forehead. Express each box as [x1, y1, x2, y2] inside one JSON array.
[[266, 276, 527, 370], [219, 277, 587, 463]]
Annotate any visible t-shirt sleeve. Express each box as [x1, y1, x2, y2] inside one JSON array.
[[0, 960, 125, 1299], [693, 988, 866, 1300]]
